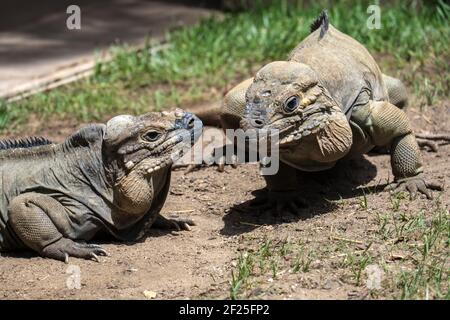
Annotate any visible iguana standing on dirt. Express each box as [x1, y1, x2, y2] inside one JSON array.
[[0, 109, 202, 262], [194, 11, 446, 214]]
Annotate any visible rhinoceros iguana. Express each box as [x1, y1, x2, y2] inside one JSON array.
[[0, 110, 202, 261], [193, 11, 446, 214]]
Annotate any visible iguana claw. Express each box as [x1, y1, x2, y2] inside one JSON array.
[[248, 189, 307, 216], [42, 238, 109, 263], [153, 215, 196, 231], [385, 175, 443, 200], [90, 253, 100, 263], [216, 154, 238, 172]]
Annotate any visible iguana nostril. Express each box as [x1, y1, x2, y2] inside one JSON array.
[[251, 118, 265, 128], [253, 96, 261, 104], [186, 117, 195, 129]]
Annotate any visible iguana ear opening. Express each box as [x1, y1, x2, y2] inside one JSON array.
[[104, 115, 135, 146]]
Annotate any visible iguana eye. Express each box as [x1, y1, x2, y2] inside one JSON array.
[[283, 96, 299, 113], [143, 130, 161, 142]]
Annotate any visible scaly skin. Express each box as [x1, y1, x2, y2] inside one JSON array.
[[193, 11, 444, 213], [0, 109, 202, 262]]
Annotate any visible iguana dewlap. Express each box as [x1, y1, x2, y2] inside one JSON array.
[[0, 110, 202, 262], [195, 11, 441, 212]]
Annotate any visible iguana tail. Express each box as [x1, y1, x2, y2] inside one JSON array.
[[310, 10, 329, 39]]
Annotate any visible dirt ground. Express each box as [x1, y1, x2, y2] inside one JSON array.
[[0, 103, 449, 300]]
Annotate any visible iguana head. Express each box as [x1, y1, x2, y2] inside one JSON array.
[[241, 61, 352, 162], [104, 109, 202, 183]]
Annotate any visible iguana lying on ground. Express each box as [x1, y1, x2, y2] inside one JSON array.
[[0, 109, 201, 262], [194, 11, 446, 213]]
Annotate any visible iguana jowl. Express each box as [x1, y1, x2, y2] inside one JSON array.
[[196, 11, 443, 213], [0, 109, 202, 261]]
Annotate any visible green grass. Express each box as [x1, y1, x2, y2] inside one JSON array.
[[229, 237, 318, 299], [388, 200, 449, 299], [227, 193, 448, 299], [229, 252, 255, 300], [1, 0, 449, 132], [338, 197, 449, 299]]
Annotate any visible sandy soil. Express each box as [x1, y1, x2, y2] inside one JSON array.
[[0, 103, 448, 300]]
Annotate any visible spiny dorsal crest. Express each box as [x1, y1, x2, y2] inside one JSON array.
[[310, 10, 329, 39], [0, 136, 53, 150]]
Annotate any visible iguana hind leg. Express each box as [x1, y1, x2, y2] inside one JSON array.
[[383, 74, 408, 109], [382, 74, 450, 152], [8, 193, 107, 262]]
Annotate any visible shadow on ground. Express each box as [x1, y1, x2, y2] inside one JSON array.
[[220, 155, 387, 236]]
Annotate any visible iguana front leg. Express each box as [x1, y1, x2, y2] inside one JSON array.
[[8, 192, 107, 262], [356, 101, 443, 199]]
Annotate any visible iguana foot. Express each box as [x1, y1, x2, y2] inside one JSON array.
[[41, 238, 108, 263], [385, 175, 443, 200], [215, 153, 238, 173], [248, 190, 307, 216], [415, 133, 450, 152], [153, 215, 196, 231]]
